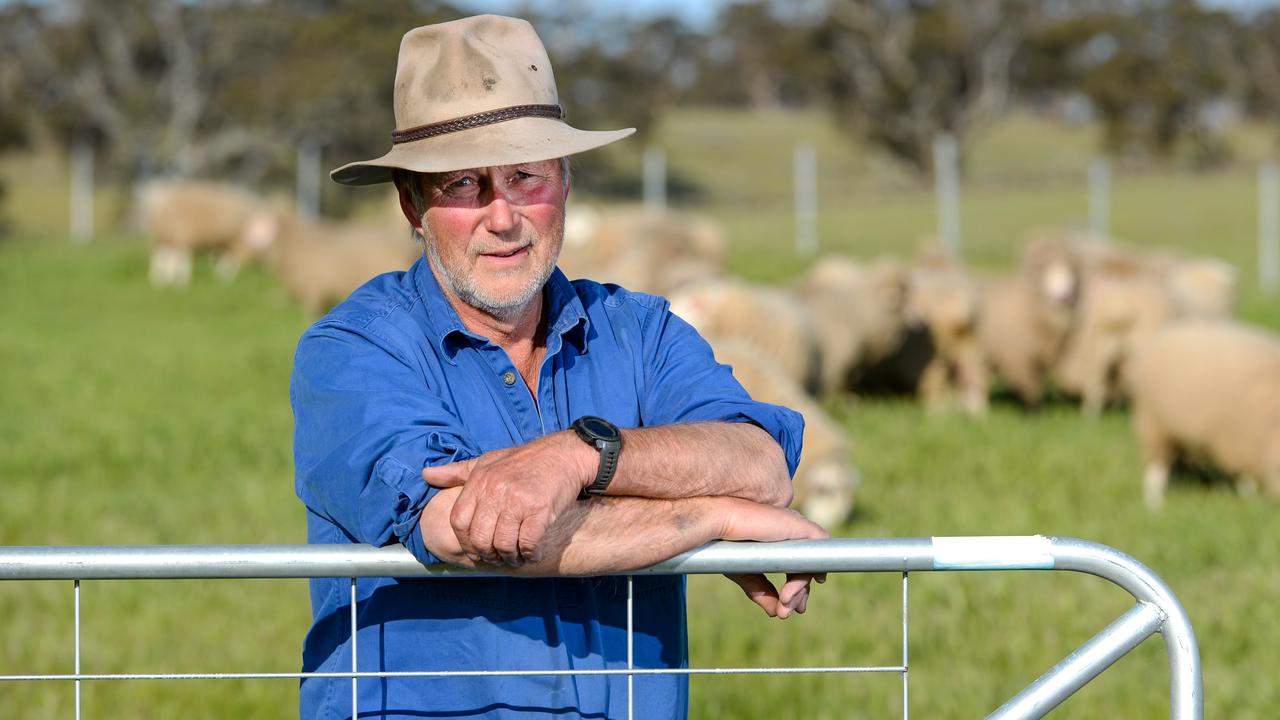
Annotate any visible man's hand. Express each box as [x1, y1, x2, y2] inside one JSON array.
[[421, 432, 593, 567], [716, 498, 830, 619]]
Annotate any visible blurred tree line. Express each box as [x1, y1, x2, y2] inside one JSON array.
[[3, 0, 1280, 215]]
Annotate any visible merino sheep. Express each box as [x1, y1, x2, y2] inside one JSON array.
[[861, 257, 987, 416], [1129, 321, 1280, 509], [712, 338, 859, 529], [669, 278, 822, 393], [1153, 254, 1237, 319], [793, 255, 909, 395], [978, 235, 1082, 408], [245, 209, 421, 317], [1055, 270, 1176, 415], [139, 180, 266, 287], [559, 206, 726, 296]]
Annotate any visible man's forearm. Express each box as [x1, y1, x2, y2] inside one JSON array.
[[604, 422, 792, 507], [422, 486, 724, 575]]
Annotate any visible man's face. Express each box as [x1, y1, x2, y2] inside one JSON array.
[[407, 160, 568, 320]]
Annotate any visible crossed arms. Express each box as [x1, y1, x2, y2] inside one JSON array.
[[420, 422, 828, 619]]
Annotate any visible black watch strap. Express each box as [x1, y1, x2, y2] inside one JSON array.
[[572, 416, 623, 497]]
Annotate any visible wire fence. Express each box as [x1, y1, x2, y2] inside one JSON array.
[[0, 535, 1201, 720]]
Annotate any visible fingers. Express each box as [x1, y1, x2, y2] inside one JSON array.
[[516, 513, 549, 566], [726, 572, 823, 620], [489, 507, 524, 567], [723, 573, 780, 618], [422, 458, 475, 488], [778, 573, 814, 618]]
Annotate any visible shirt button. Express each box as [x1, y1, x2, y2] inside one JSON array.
[[502, 371, 517, 386]]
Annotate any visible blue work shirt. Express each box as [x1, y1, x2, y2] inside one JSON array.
[[291, 257, 804, 719]]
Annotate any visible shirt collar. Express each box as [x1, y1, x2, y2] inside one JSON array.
[[412, 259, 590, 361]]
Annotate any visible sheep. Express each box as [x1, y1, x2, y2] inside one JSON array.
[[669, 278, 822, 393], [906, 265, 989, 416], [792, 254, 909, 396], [859, 252, 986, 417], [139, 180, 266, 287], [977, 235, 1082, 408], [559, 205, 726, 296], [1053, 247, 1235, 415], [1054, 269, 1176, 415], [712, 338, 859, 529], [244, 209, 422, 317], [1152, 254, 1237, 319], [1129, 321, 1280, 509]]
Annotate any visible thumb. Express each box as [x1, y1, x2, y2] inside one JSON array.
[[421, 458, 475, 488]]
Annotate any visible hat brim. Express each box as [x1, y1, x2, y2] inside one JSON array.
[[330, 118, 635, 186]]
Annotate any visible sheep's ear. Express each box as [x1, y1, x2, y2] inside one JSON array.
[[241, 214, 279, 251]]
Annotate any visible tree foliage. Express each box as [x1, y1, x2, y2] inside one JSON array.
[[1, 0, 1277, 194]]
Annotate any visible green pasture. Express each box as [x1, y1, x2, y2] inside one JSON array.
[[2, 109, 1279, 717]]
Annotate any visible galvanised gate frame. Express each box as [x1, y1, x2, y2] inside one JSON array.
[[0, 535, 1202, 719]]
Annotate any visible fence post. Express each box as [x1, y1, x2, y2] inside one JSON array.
[[1089, 156, 1111, 239], [933, 133, 961, 256], [70, 138, 94, 244], [643, 146, 666, 212], [1259, 162, 1279, 295], [298, 142, 322, 221], [794, 143, 818, 256]]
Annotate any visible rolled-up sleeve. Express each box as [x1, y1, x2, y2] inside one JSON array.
[[291, 322, 480, 566], [638, 300, 805, 477]]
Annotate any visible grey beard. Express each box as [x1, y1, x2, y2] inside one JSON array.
[[423, 231, 554, 322]]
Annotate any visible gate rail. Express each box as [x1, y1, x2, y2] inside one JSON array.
[[0, 535, 1201, 720]]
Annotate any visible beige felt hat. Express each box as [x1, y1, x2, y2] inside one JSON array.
[[330, 15, 634, 186]]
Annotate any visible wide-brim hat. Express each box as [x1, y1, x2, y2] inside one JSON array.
[[331, 15, 634, 186]]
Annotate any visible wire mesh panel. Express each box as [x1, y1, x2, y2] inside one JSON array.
[[0, 536, 1201, 720]]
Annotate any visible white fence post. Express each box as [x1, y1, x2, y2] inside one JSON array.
[[643, 146, 666, 212], [933, 133, 961, 256], [297, 142, 322, 221], [1089, 157, 1111, 239], [1259, 162, 1279, 295], [70, 138, 94, 244], [794, 143, 818, 256]]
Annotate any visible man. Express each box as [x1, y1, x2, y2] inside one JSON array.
[[292, 15, 826, 719]]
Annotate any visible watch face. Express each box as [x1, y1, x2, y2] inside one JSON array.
[[579, 416, 618, 440]]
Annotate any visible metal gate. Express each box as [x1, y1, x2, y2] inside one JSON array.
[[0, 535, 1202, 719]]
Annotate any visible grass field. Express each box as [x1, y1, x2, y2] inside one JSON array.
[[2, 108, 1279, 718]]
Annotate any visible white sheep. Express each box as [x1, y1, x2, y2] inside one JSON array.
[[712, 338, 859, 529], [793, 255, 909, 396], [558, 205, 726, 296], [861, 253, 987, 416], [1129, 321, 1280, 509], [978, 235, 1082, 408], [139, 180, 266, 287], [669, 278, 822, 394], [245, 209, 421, 317], [1054, 269, 1176, 415]]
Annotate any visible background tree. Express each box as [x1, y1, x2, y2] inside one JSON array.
[[1019, 0, 1243, 167], [817, 0, 1031, 177], [1244, 6, 1280, 154]]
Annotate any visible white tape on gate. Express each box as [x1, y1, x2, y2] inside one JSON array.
[[931, 536, 1055, 571]]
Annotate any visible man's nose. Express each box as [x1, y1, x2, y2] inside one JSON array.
[[483, 187, 518, 234]]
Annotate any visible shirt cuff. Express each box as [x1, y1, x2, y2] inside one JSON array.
[[374, 455, 441, 566]]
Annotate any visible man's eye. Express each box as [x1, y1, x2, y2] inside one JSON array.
[[446, 177, 476, 192]]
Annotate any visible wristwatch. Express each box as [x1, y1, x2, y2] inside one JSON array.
[[571, 415, 623, 497]]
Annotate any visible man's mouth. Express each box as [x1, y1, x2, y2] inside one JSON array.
[[482, 245, 530, 259]]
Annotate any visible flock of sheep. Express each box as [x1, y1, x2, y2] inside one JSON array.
[[138, 179, 1280, 526], [140, 180, 419, 315]]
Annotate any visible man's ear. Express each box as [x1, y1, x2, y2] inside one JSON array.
[[393, 176, 424, 231]]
